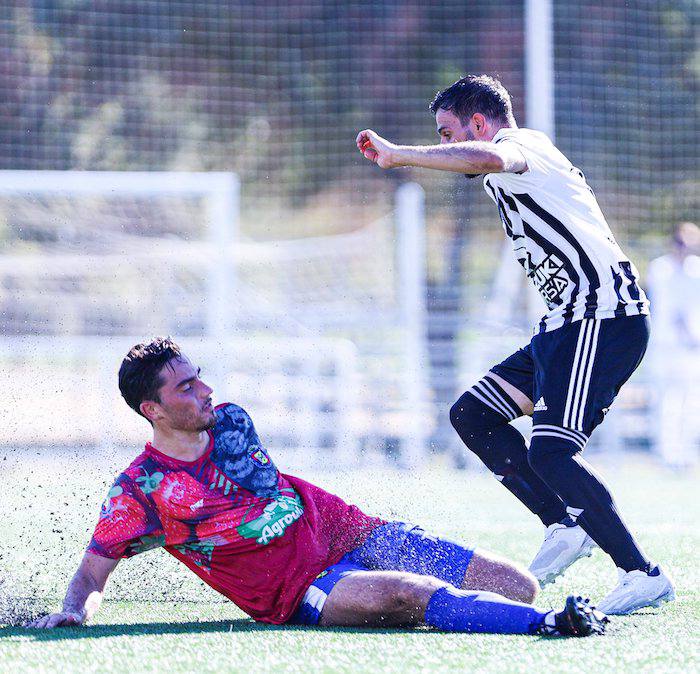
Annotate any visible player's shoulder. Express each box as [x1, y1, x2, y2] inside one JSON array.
[[648, 253, 671, 270], [215, 401, 251, 418], [493, 127, 570, 168], [489, 127, 572, 185], [493, 127, 553, 150], [98, 451, 153, 502], [214, 401, 256, 429], [119, 449, 156, 482]]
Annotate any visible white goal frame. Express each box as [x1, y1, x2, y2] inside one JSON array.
[[0, 170, 240, 342]]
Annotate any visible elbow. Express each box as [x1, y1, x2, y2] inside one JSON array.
[[480, 154, 506, 174]]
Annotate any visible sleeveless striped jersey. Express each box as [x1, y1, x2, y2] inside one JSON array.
[[483, 127, 649, 334]]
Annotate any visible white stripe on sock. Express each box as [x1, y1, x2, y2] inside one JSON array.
[[533, 424, 588, 444], [474, 381, 514, 419], [468, 386, 511, 419], [480, 378, 517, 420], [531, 428, 587, 451]]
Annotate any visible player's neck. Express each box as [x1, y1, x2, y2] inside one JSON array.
[[150, 426, 211, 462], [486, 120, 517, 141]]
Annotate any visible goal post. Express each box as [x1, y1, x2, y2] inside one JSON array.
[[0, 170, 240, 344], [395, 182, 430, 467]]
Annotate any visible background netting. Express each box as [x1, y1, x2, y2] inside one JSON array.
[[0, 0, 697, 458]]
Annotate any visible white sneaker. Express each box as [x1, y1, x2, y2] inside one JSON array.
[[597, 565, 675, 615], [529, 523, 596, 587]]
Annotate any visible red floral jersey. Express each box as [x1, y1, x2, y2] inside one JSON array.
[[87, 403, 384, 624]]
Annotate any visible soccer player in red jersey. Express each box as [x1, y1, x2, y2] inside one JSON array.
[[29, 338, 606, 636]]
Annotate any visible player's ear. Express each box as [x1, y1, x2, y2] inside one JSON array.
[[472, 113, 487, 136], [140, 400, 161, 422]]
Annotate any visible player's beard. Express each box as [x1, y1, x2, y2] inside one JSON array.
[[192, 404, 218, 432], [197, 410, 218, 431], [168, 406, 217, 433], [463, 127, 483, 179], [460, 127, 484, 179]]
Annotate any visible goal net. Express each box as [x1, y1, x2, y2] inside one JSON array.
[[0, 171, 430, 466], [1, 2, 695, 463]]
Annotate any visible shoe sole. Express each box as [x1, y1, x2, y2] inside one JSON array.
[[603, 586, 676, 615], [567, 596, 608, 637], [536, 542, 596, 588]]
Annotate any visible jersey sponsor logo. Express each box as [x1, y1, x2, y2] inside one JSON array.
[[534, 397, 548, 412], [250, 446, 271, 466], [528, 253, 569, 309], [236, 488, 304, 545]]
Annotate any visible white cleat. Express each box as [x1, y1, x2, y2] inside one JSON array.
[[529, 523, 596, 587], [597, 565, 675, 615]]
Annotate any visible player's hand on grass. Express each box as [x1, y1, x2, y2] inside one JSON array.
[[27, 610, 84, 628], [356, 129, 401, 169]]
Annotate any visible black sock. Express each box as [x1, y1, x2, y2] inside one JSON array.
[[528, 435, 649, 572], [450, 385, 567, 526]]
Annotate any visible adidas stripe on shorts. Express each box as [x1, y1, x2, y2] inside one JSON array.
[[490, 315, 649, 449]]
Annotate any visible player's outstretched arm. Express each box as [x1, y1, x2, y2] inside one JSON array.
[[356, 129, 526, 175], [27, 553, 119, 628]]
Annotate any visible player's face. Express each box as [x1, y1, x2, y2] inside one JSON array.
[[435, 109, 475, 144], [152, 356, 217, 432]]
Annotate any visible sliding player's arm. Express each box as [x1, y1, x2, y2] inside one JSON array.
[[356, 129, 526, 175], [28, 553, 119, 628]]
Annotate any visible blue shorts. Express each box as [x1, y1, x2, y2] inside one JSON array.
[[289, 522, 475, 625], [491, 315, 649, 449]]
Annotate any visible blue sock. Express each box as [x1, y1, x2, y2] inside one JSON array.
[[424, 586, 548, 634]]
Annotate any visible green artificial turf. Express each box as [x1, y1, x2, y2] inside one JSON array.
[[0, 449, 697, 673]]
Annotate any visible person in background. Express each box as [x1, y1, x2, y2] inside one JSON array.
[[646, 222, 700, 469]]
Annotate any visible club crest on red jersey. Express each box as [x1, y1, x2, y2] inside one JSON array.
[[250, 446, 271, 466]]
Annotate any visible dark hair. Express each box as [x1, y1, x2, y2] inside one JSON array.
[[429, 74, 514, 125], [118, 337, 182, 418]]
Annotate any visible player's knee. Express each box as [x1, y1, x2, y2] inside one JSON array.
[[450, 393, 515, 473], [450, 391, 506, 438], [378, 573, 446, 622], [514, 570, 539, 604], [493, 561, 539, 604], [527, 433, 579, 478], [449, 393, 473, 432], [462, 549, 538, 604]]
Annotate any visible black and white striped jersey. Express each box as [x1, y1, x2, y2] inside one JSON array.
[[483, 127, 649, 334]]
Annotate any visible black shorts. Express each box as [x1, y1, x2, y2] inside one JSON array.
[[490, 315, 649, 449]]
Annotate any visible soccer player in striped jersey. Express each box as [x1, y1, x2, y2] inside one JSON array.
[[356, 74, 674, 615]]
